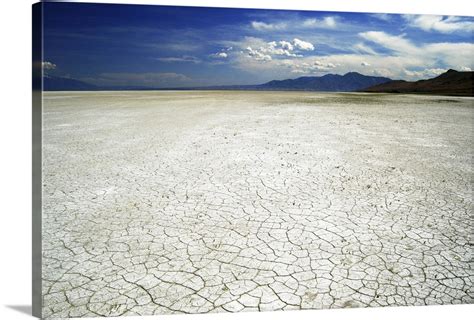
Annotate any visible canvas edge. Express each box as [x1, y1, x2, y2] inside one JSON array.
[[32, 2, 43, 318]]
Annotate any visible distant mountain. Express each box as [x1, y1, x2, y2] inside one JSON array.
[[44, 76, 97, 91], [43, 76, 158, 91], [41, 71, 474, 96], [43, 72, 392, 92], [362, 69, 474, 96], [256, 72, 392, 92]]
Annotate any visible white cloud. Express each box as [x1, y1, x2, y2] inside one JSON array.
[[288, 55, 421, 78], [231, 31, 473, 81], [302, 19, 318, 28], [42, 61, 56, 70], [244, 38, 315, 62], [251, 21, 287, 31], [245, 47, 272, 61], [252, 16, 339, 33], [251, 57, 339, 76], [425, 42, 474, 67], [287, 60, 338, 74], [156, 55, 201, 63], [234, 49, 455, 81], [293, 38, 314, 51], [316, 61, 336, 69], [323, 17, 337, 28], [370, 13, 392, 22], [359, 31, 417, 55], [404, 68, 447, 78], [279, 41, 294, 51], [403, 15, 474, 33], [266, 41, 300, 57], [353, 43, 377, 55], [460, 66, 472, 71], [302, 16, 338, 29], [209, 47, 234, 60], [359, 31, 474, 68], [305, 60, 337, 72], [210, 52, 228, 59]]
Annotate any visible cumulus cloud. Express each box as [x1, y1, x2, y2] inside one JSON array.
[[279, 41, 294, 51], [209, 47, 234, 60], [244, 38, 314, 62], [293, 38, 315, 51], [361, 61, 370, 67], [210, 52, 228, 59], [266, 41, 301, 57], [156, 55, 201, 63], [245, 47, 272, 61], [460, 66, 472, 71], [42, 61, 56, 70], [403, 15, 474, 33]]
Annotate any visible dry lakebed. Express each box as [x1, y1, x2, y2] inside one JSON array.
[[41, 91, 473, 318]]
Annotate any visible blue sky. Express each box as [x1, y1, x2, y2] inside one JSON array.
[[42, 2, 474, 87]]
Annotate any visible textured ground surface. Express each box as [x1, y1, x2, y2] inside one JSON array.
[[42, 91, 473, 318]]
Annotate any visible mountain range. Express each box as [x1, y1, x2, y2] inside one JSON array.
[[42, 70, 474, 96], [362, 69, 473, 96], [255, 72, 391, 91], [43, 72, 392, 92]]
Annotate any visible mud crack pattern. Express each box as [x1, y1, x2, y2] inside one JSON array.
[[42, 91, 473, 318]]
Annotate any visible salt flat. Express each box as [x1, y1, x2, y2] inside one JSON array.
[[41, 91, 473, 318]]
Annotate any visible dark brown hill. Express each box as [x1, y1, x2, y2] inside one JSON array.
[[362, 69, 474, 96]]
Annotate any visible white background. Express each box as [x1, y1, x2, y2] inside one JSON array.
[[0, 0, 472, 319]]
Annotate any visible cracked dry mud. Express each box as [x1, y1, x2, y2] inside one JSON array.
[[42, 91, 473, 318]]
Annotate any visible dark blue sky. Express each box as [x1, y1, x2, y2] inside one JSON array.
[[42, 2, 474, 87]]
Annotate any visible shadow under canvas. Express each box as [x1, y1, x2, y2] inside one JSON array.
[[6, 305, 32, 316]]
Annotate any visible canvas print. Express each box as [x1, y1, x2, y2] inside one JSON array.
[[32, 1, 474, 318]]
